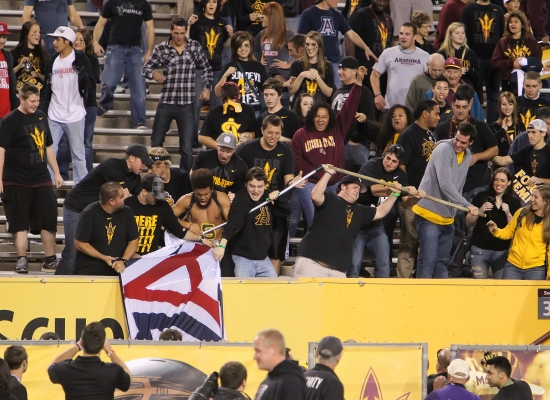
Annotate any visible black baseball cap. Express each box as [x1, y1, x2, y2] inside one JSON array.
[[340, 175, 367, 193], [141, 174, 169, 200], [317, 336, 343, 358], [126, 144, 154, 168], [339, 56, 359, 70]]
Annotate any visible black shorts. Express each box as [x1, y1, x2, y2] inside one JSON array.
[[2, 185, 58, 234], [268, 214, 289, 261]]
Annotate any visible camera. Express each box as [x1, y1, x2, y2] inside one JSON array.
[[188, 372, 219, 400], [485, 196, 495, 220]]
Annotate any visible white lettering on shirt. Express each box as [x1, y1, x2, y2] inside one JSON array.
[[306, 376, 324, 389]]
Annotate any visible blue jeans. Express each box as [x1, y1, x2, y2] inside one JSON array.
[[56, 207, 81, 275], [332, 62, 341, 89], [289, 190, 303, 237], [470, 246, 507, 279], [43, 35, 55, 56], [58, 106, 97, 179], [416, 215, 454, 278], [349, 225, 391, 278], [100, 44, 146, 127], [502, 263, 546, 280], [478, 58, 501, 123], [232, 255, 277, 277], [194, 69, 221, 141], [48, 118, 87, 183], [297, 182, 338, 230], [151, 103, 194, 170], [344, 143, 370, 172]]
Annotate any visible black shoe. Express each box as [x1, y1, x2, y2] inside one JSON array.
[[97, 105, 107, 118]]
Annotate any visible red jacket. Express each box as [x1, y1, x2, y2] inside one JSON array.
[[434, 0, 468, 51], [291, 83, 361, 185], [491, 36, 542, 80], [520, 0, 548, 39]]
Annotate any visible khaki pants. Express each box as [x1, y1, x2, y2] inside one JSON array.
[[177, 0, 194, 21], [396, 203, 418, 278], [293, 257, 347, 278]]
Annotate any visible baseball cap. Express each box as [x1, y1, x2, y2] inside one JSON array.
[[217, 133, 237, 149], [317, 336, 343, 358], [220, 82, 241, 98], [448, 359, 470, 380], [528, 119, 547, 132], [340, 175, 367, 193], [126, 143, 155, 168], [444, 57, 463, 69], [141, 174, 169, 200], [47, 26, 76, 42], [339, 56, 359, 70], [0, 22, 11, 35]]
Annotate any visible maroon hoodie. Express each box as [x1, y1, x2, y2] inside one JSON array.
[[520, 0, 548, 39], [291, 83, 361, 186]]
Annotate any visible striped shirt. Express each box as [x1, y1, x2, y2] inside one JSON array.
[[142, 38, 213, 105]]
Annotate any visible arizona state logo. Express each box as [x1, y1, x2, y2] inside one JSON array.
[[201, 223, 216, 239], [205, 28, 220, 58], [237, 77, 246, 97], [504, 44, 532, 59], [521, 109, 536, 128], [421, 139, 436, 161], [478, 14, 494, 42], [263, 162, 276, 189], [105, 221, 116, 245], [255, 206, 270, 225], [378, 23, 388, 50], [251, 0, 264, 21], [221, 118, 241, 139], [349, 0, 358, 16], [305, 79, 318, 96], [30, 126, 45, 161], [346, 208, 353, 228], [361, 367, 410, 400]]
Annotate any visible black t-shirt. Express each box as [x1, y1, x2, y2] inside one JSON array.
[[304, 363, 344, 400], [256, 108, 302, 140], [101, 0, 153, 47], [396, 123, 437, 188], [65, 158, 142, 213], [10, 46, 45, 92], [461, 3, 504, 59], [289, 60, 335, 105], [0, 109, 54, 186], [74, 202, 139, 276], [298, 192, 376, 272], [48, 356, 131, 400], [516, 95, 550, 132], [238, 0, 268, 37], [510, 144, 550, 179], [199, 104, 258, 142], [415, 39, 434, 54], [124, 196, 186, 255], [219, 61, 268, 111], [493, 380, 532, 400], [435, 117, 498, 192], [471, 190, 522, 251], [189, 15, 229, 71], [192, 149, 248, 193], [236, 139, 294, 191], [164, 167, 192, 205]]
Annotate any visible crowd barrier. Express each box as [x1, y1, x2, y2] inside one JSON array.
[[452, 344, 550, 399]]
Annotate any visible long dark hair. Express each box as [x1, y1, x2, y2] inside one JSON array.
[[304, 102, 335, 132], [75, 28, 95, 57], [199, 0, 222, 18], [12, 21, 48, 71], [376, 104, 413, 155], [230, 31, 255, 62], [292, 93, 312, 125], [0, 359, 11, 390], [487, 167, 517, 199]]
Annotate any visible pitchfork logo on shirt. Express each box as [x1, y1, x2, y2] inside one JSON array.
[[106, 221, 116, 245], [29, 127, 45, 162]]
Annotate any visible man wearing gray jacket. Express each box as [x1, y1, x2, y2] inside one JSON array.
[[411, 122, 479, 278]]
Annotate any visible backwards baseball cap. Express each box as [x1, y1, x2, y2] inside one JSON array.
[[47, 26, 76, 42], [339, 56, 359, 70], [317, 336, 343, 358], [126, 143, 155, 168], [220, 82, 241, 98], [0, 22, 11, 35], [141, 174, 169, 200], [217, 133, 237, 149], [448, 359, 470, 380], [444, 57, 463, 69], [528, 119, 547, 132], [340, 175, 367, 193]]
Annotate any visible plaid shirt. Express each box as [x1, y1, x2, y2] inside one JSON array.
[[142, 38, 213, 105]]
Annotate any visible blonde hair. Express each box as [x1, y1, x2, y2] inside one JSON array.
[[148, 147, 173, 168], [257, 329, 285, 355], [524, 186, 550, 243], [440, 22, 469, 58], [497, 92, 518, 127]]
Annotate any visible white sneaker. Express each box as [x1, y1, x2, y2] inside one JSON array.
[[115, 85, 126, 94]]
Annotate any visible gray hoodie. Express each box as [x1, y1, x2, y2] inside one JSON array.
[[416, 139, 472, 220]]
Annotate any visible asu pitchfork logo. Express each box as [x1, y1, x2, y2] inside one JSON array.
[[106, 221, 116, 245], [361, 367, 410, 400], [478, 14, 494, 42], [29, 126, 45, 161], [205, 28, 220, 59]]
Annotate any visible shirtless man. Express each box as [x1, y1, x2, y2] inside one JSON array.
[[172, 168, 231, 240]]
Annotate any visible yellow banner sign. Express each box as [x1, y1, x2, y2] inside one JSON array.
[[513, 169, 536, 203]]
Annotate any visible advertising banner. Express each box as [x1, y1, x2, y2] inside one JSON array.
[[452, 345, 550, 399], [308, 342, 427, 400], [0, 341, 261, 400]]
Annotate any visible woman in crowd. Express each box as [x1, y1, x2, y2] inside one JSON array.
[[488, 185, 550, 280], [492, 11, 541, 94], [488, 92, 519, 156], [215, 31, 268, 116], [254, 2, 294, 106], [292, 93, 313, 126], [238, 0, 267, 37], [411, 10, 434, 54], [375, 104, 413, 156], [466, 168, 522, 279], [438, 22, 481, 98], [10, 21, 48, 96], [0, 358, 15, 400], [288, 31, 335, 105], [148, 147, 192, 205], [189, 0, 233, 134]]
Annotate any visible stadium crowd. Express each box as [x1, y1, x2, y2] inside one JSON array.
[[0, 0, 550, 280]]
